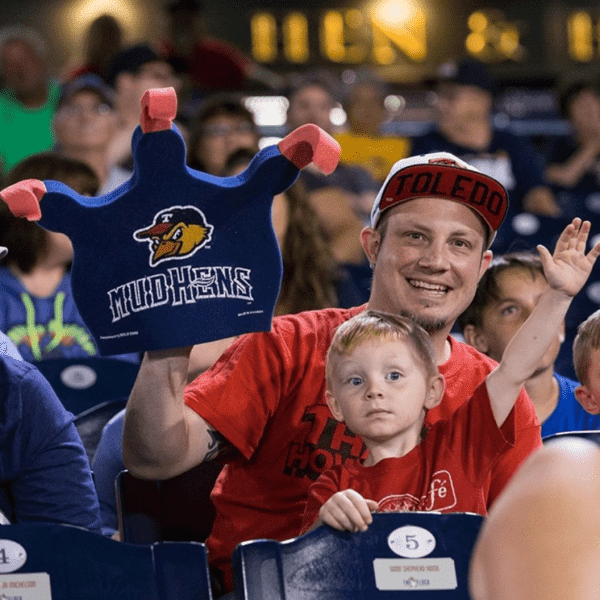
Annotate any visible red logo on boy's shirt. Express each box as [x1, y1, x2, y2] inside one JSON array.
[[378, 470, 457, 512], [283, 405, 367, 481]]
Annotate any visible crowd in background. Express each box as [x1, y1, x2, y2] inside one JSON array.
[[2, 1, 600, 597]]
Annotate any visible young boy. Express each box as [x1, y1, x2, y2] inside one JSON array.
[[302, 218, 600, 533], [458, 252, 600, 437], [573, 308, 600, 414]]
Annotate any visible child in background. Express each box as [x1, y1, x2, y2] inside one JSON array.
[[458, 252, 600, 437], [302, 219, 600, 533], [572, 308, 600, 414]]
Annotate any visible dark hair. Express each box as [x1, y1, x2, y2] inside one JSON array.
[[186, 94, 259, 172], [457, 252, 544, 332], [104, 44, 162, 87], [559, 81, 600, 119], [1, 153, 99, 273], [222, 148, 338, 314]]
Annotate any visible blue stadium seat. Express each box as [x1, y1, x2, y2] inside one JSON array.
[[116, 463, 222, 546], [73, 398, 128, 463], [232, 511, 484, 600], [35, 357, 140, 416], [542, 430, 600, 445], [0, 522, 212, 599]]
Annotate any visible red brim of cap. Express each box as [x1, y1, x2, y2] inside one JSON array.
[[377, 164, 508, 232], [135, 222, 173, 237]]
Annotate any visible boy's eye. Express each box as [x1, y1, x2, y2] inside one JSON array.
[[348, 377, 363, 386], [387, 371, 401, 381], [501, 305, 517, 316]]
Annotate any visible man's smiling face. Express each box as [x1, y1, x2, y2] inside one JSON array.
[[364, 197, 492, 336]]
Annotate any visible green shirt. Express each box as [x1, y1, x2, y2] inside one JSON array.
[[0, 80, 60, 175]]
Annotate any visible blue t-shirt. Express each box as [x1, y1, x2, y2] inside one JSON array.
[[410, 128, 547, 214], [0, 267, 138, 364], [91, 408, 125, 535], [0, 356, 102, 531], [541, 373, 600, 437]]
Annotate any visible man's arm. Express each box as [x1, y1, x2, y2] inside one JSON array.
[[487, 218, 600, 427], [122, 347, 229, 480]]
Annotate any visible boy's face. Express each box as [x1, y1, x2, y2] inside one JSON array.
[[470, 267, 563, 371], [575, 347, 600, 414], [326, 337, 443, 447]]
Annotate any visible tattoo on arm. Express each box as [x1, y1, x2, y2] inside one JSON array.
[[205, 428, 233, 461]]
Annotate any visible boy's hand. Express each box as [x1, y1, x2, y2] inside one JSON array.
[[318, 489, 379, 532], [537, 218, 600, 298]]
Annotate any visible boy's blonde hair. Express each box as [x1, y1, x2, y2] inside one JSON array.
[[326, 310, 438, 387], [573, 309, 600, 385]]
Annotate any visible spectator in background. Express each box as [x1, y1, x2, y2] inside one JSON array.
[[60, 14, 125, 83], [0, 153, 138, 364], [458, 252, 600, 437], [335, 75, 410, 184], [286, 77, 379, 305], [0, 243, 102, 531], [545, 81, 600, 220], [0, 26, 60, 175], [0, 351, 103, 531], [160, 0, 283, 113], [186, 94, 260, 175], [53, 74, 130, 194], [572, 308, 600, 415], [411, 57, 560, 217], [104, 44, 181, 170]]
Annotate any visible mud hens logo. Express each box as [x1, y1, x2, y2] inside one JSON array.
[[134, 206, 214, 266]]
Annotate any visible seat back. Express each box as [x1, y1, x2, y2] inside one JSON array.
[[74, 398, 128, 463], [35, 357, 140, 415], [232, 512, 484, 600], [0, 522, 212, 599], [542, 430, 600, 446], [116, 462, 223, 545]]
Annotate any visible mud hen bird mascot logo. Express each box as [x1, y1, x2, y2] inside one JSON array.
[[134, 206, 214, 266]]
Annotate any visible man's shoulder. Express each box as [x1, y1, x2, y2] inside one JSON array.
[[445, 335, 498, 374]]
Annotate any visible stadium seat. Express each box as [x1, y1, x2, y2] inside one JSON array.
[[73, 398, 128, 463], [35, 357, 140, 416], [0, 522, 212, 599], [116, 462, 222, 545], [232, 511, 484, 599], [542, 430, 600, 445]]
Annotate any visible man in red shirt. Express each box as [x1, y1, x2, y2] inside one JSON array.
[[123, 151, 542, 594]]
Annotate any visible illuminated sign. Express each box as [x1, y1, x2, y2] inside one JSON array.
[[251, 4, 428, 65], [249, 4, 600, 69]]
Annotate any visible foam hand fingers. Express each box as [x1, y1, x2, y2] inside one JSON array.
[[0, 179, 45, 220], [279, 124, 341, 175]]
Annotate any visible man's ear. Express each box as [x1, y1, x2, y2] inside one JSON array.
[[478, 249, 493, 278], [425, 374, 445, 410], [462, 324, 490, 354], [325, 390, 345, 422], [360, 226, 380, 267], [575, 385, 600, 415]]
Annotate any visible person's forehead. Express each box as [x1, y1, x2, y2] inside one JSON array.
[[65, 89, 107, 105], [290, 84, 332, 106], [488, 268, 545, 305], [387, 196, 488, 237], [1, 38, 38, 61], [138, 60, 172, 75]]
